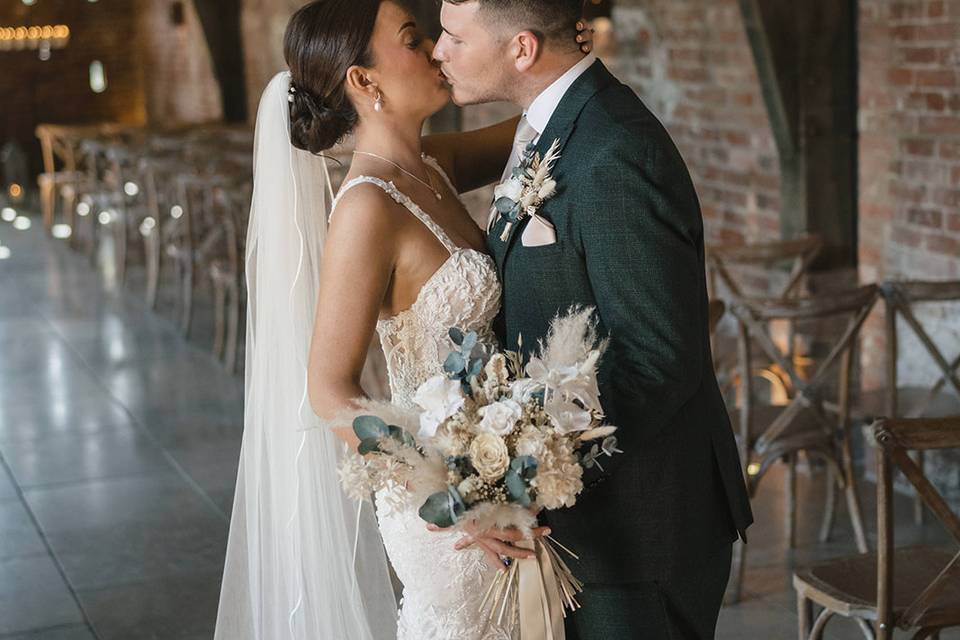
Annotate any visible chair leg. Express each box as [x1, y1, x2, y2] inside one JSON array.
[[810, 608, 835, 640], [854, 618, 876, 639], [797, 592, 812, 640], [819, 463, 837, 543], [212, 279, 225, 360], [39, 178, 55, 231], [841, 451, 869, 553], [724, 537, 747, 604], [786, 452, 797, 549], [144, 230, 159, 309], [179, 258, 193, 337]]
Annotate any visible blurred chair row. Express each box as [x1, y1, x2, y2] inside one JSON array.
[[36, 122, 353, 373]]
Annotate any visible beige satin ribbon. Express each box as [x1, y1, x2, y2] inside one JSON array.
[[517, 539, 566, 640]]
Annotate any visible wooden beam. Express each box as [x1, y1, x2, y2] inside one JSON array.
[[737, 0, 858, 269], [193, 0, 248, 123]]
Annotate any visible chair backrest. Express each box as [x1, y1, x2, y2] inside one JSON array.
[[873, 417, 960, 630], [880, 280, 960, 417], [707, 235, 823, 302], [729, 284, 879, 452]]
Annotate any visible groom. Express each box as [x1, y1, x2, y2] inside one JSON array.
[[433, 1, 753, 637]]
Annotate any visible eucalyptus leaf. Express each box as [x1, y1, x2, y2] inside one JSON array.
[[444, 351, 466, 375], [419, 491, 456, 528], [357, 438, 382, 456], [388, 425, 416, 448], [461, 332, 478, 353], [505, 470, 532, 507], [468, 358, 484, 378], [510, 455, 539, 480], [448, 327, 465, 346], [353, 415, 389, 441], [495, 196, 516, 214]]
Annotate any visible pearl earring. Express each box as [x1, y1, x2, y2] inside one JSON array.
[[374, 91, 383, 112]]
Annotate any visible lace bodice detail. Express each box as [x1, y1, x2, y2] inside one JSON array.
[[332, 157, 511, 639], [332, 156, 502, 409]]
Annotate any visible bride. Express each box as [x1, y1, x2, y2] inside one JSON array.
[[214, 1, 590, 638]]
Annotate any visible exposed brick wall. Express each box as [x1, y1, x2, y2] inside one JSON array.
[[0, 0, 220, 182], [0, 1, 146, 178], [858, 0, 960, 390], [609, 0, 781, 245]]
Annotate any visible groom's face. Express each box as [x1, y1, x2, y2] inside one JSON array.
[[433, 1, 511, 106]]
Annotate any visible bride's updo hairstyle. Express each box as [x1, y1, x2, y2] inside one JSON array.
[[284, 0, 383, 154]]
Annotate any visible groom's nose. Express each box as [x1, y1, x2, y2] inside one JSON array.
[[432, 34, 448, 62]]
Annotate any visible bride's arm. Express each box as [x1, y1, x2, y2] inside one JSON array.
[[308, 187, 398, 450], [422, 115, 521, 194]]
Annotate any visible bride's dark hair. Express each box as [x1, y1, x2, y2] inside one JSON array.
[[284, 0, 383, 153]]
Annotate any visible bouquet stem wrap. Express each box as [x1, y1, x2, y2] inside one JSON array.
[[480, 537, 583, 639]]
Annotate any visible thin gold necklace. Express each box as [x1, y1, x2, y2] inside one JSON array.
[[353, 151, 442, 200]]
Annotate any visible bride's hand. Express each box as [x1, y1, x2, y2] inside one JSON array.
[[576, 20, 594, 54], [428, 521, 551, 572]]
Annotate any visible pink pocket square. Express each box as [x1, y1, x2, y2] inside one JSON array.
[[521, 214, 557, 247]]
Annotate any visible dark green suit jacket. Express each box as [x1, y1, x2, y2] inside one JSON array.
[[488, 61, 753, 586]]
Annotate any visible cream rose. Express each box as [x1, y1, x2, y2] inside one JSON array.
[[469, 432, 510, 482]]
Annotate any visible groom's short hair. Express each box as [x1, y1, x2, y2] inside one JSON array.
[[444, 0, 583, 46]]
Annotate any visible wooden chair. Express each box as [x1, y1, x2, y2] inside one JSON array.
[[725, 284, 879, 603], [706, 235, 824, 399], [794, 417, 960, 640], [209, 180, 252, 373], [855, 281, 960, 526], [706, 235, 823, 303]]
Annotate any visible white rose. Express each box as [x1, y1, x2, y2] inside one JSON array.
[[544, 398, 593, 434], [494, 178, 524, 203], [413, 375, 465, 439], [478, 399, 523, 436], [469, 432, 511, 482]]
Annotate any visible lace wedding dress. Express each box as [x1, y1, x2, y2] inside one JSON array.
[[330, 155, 516, 640]]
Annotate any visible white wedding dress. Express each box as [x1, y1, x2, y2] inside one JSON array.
[[330, 155, 517, 640]]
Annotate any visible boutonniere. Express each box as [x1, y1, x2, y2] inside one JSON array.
[[492, 138, 561, 241]]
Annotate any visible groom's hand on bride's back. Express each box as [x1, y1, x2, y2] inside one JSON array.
[[426, 522, 551, 572]]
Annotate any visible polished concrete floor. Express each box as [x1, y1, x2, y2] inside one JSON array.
[[0, 217, 956, 639]]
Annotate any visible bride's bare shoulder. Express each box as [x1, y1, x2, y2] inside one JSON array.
[[328, 180, 403, 234]]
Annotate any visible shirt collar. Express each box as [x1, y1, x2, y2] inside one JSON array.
[[525, 54, 597, 136]]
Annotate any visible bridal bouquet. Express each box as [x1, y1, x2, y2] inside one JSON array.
[[338, 308, 622, 634]]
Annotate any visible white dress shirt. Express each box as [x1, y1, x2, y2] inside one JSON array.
[[525, 53, 597, 142]]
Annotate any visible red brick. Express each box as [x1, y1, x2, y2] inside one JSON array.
[[907, 207, 944, 228], [927, 234, 960, 256]]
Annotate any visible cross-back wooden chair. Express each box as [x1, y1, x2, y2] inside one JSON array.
[[706, 235, 824, 398], [794, 417, 960, 640], [706, 235, 823, 302], [725, 284, 879, 603], [854, 281, 960, 527], [209, 179, 252, 373]]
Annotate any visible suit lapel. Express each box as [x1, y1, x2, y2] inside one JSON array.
[[497, 60, 618, 271]]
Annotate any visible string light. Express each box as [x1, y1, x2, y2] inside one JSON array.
[[13, 216, 32, 231], [0, 24, 70, 52], [1, 207, 16, 222], [52, 224, 72, 239], [8, 183, 22, 199]]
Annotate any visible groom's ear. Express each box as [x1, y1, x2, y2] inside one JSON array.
[[510, 30, 542, 73]]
